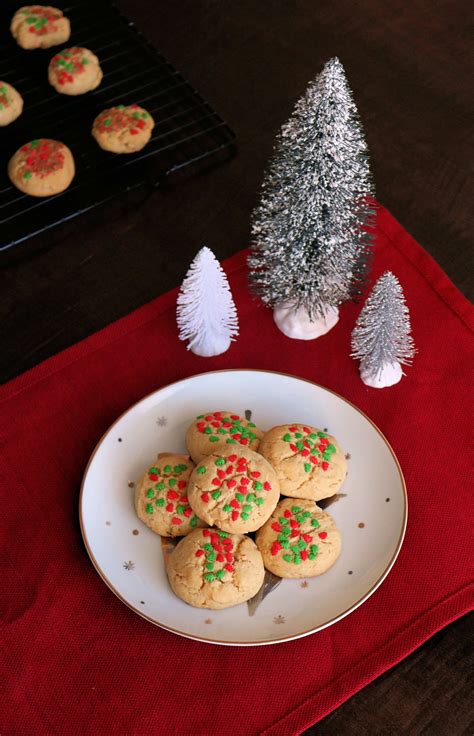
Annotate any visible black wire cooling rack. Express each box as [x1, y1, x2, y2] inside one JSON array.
[[0, 0, 236, 255]]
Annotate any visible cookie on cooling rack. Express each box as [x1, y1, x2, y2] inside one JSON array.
[[92, 104, 154, 153], [167, 528, 265, 609], [11, 6, 70, 49], [258, 424, 347, 501], [0, 82, 23, 126], [187, 446, 279, 534], [135, 453, 201, 537], [8, 139, 75, 197], [48, 47, 103, 95], [186, 410, 263, 463], [256, 497, 341, 579]]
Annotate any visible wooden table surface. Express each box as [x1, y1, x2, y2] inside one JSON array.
[[1, 1, 472, 733]]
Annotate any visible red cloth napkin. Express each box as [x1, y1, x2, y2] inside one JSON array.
[[1, 206, 472, 736]]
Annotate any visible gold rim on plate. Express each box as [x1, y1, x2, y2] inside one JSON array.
[[79, 369, 408, 646]]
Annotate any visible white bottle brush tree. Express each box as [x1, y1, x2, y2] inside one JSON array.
[[248, 57, 375, 339], [351, 271, 416, 388], [177, 246, 239, 357]]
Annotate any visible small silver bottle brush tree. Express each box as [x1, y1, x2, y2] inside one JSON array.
[[248, 57, 375, 340]]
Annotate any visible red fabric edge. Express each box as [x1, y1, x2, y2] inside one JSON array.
[[1, 204, 472, 405], [262, 584, 473, 736]]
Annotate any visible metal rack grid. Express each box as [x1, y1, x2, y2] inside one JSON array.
[[0, 0, 236, 253]]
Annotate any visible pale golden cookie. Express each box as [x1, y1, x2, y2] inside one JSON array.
[[48, 47, 102, 95], [187, 446, 279, 534], [256, 497, 341, 579], [186, 410, 263, 463], [135, 453, 202, 537], [92, 104, 154, 153], [258, 424, 347, 501], [167, 528, 264, 609], [0, 82, 23, 126], [8, 139, 75, 197], [11, 6, 70, 50]]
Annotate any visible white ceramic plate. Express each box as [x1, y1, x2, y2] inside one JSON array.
[[80, 370, 407, 646]]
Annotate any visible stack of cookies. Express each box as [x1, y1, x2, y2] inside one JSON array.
[[134, 411, 347, 610]]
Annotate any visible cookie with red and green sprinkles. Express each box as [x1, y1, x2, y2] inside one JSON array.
[[134, 453, 202, 537], [187, 446, 280, 534], [0, 82, 23, 127], [256, 498, 341, 579], [48, 47, 103, 96], [186, 410, 264, 463], [167, 528, 265, 609], [8, 139, 75, 197], [258, 424, 347, 501], [11, 6, 70, 50], [92, 104, 154, 153]]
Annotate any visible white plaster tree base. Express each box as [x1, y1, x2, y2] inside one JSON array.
[[360, 361, 403, 388], [273, 302, 339, 340], [187, 333, 231, 357]]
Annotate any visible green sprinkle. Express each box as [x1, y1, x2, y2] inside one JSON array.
[[163, 465, 172, 473], [246, 493, 256, 503], [291, 545, 299, 554], [82, 58, 89, 65], [217, 531, 230, 538], [149, 467, 158, 474], [26, 16, 36, 22], [327, 444, 336, 453], [146, 503, 153, 514], [243, 504, 252, 513], [248, 422, 256, 428], [204, 427, 212, 434], [255, 498, 264, 506], [295, 432, 302, 438], [298, 539, 306, 550], [168, 478, 177, 487], [323, 453, 331, 461], [117, 104, 125, 109], [296, 441, 304, 451], [215, 457, 225, 466], [216, 569, 226, 580], [204, 573, 215, 582], [197, 466, 206, 475], [0, 85, 7, 93], [283, 554, 293, 563], [103, 119, 111, 126], [277, 534, 286, 543], [179, 464, 188, 472], [190, 516, 197, 527], [196, 414, 204, 419], [217, 428, 226, 434], [241, 512, 250, 520], [291, 506, 301, 514], [156, 498, 165, 507], [209, 436, 219, 442], [222, 417, 230, 423], [281, 526, 290, 536], [309, 433, 317, 440], [310, 544, 318, 556], [141, 112, 149, 119], [303, 511, 311, 518], [296, 514, 305, 524], [236, 493, 245, 502], [31, 140, 40, 148], [294, 554, 302, 565], [226, 439, 238, 444], [254, 481, 263, 491], [146, 489, 154, 499], [223, 504, 232, 512], [308, 552, 316, 560], [281, 539, 290, 549], [133, 111, 140, 119], [304, 463, 311, 473], [23, 171, 32, 179], [279, 517, 289, 525], [206, 562, 214, 571], [282, 434, 291, 442], [311, 519, 320, 528], [173, 465, 183, 473], [0, 104, 3, 110], [177, 505, 184, 514], [317, 432, 328, 438], [156, 482, 165, 491], [203, 543, 213, 552], [207, 552, 216, 562], [211, 490, 221, 500]]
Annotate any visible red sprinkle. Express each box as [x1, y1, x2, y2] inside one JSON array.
[[171, 517, 182, 525], [289, 426, 297, 432], [130, 129, 139, 135], [290, 519, 299, 528], [195, 549, 205, 557], [225, 552, 234, 563], [240, 477, 250, 486], [321, 462, 329, 471], [271, 522, 282, 532], [231, 511, 239, 521], [291, 530, 299, 537], [303, 533, 313, 543], [167, 490, 179, 500], [228, 454, 237, 462], [216, 553, 224, 562], [227, 479, 237, 488], [211, 478, 221, 486], [230, 499, 240, 509], [284, 510, 292, 518], [303, 427, 311, 433], [184, 508, 192, 517], [290, 443, 297, 452], [271, 541, 282, 556], [149, 473, 158, 481], [217, 470, 226, 479], [211, 421, 220, 428], [301, 449, 309, 457], [201, 492, 210, 502], [250, 471, 261, 478], [166, 503, 174, 512], [311, 456, 319, 464], [202, 529, 210, 537], [300, 550, 308, 560], [224, 564, 234, 572], [230, 415, 239, 420], [226, 466, 234, 474], [264, 481, 272, 491], [205, 415, 213, 421], [240, 438, 249, 445], [318, 532, 328, 539], [178, 481, 187, 490]]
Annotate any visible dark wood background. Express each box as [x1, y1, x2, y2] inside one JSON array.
[[1, 1, 472, 733]]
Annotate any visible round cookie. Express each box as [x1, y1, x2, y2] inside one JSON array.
[[186, 410, 263, 463], [8, 139, 75, 197], [258, 424, 347, 501], [11, 6, 70, 50], [91, 104, 154, 153], [48, 47, 102, 95], [256, 497, 341, 579], [0, 82, 23, 126], [135, 453, 201, 537], [167, 528, 265, 609], [187, 446, 279, 534]]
